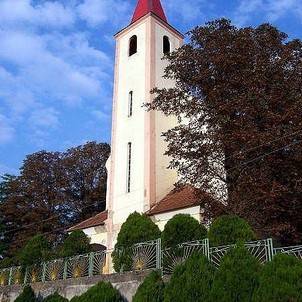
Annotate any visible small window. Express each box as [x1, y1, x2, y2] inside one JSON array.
[[163, 36, 170, 54], [128, 91, 133, 117], [129, 35, 137, 56], [126, 142, 132, 193]]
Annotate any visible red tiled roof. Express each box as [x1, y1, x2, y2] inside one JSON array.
[[131, 0, 167, 24], [67, 210, 108, 232], [147, 186, 206, 215]]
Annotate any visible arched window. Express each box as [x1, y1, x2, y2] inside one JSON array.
[[163, 36, 170, 54], [129, 35, 137, 56]]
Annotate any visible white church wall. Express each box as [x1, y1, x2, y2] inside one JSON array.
[[111, 21, 147, 228], [154, 21, 182, 202], [152, 206, 202, 231], [82, 226, 107, 247]]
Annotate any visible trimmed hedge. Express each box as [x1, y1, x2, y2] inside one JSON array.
[[59, 230, 91, 258], [18, 235, 51, 266], [43, 292, 68, 302], [210, 245, 261, 302], [208, 215, 255, 246], [133, 270, 165, 302], [68, 281, 123, 302], [161, 214, 207, 248], [112, 212, 161, 272], [253, 253, 302, 302], [14, 286, 37, 302], [164, 253, 215, 302]]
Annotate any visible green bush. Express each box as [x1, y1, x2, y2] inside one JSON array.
[[210, 245, 261, 302], [133, 271, 165, 302], [59, 230, 91, 258], [208, 215, 255, 246], [164, 253, 215, 302], [43, 292, 68, 302], [161, 214, 207, 248], [253, 254, 302, 302], [14, 286, 37, 302], [112, 212, 161, 272], [18, 235, 51, 266], [69, 281, 123, 302]]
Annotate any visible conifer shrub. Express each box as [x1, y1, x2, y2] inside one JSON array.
[[253, 253, 302, 302], [18, 235, 51, 266], [210, 245, 261, 302], [164, 253, 215, 302], [161, 214, 207, 248], [68, 281, 123, 302], [43, 292, 68, 302], [133, 270, 165, 302], [59, 230, 91, 258], [14, 286, 37, 302], [208, 215, 255, 246], [112, 212, 161, 272]]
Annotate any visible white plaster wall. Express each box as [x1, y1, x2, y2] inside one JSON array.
[[83, 226, 107, 246], [111, 21, 147, 227], [152, 206, 202, 231], [154, 22, 182, 202]]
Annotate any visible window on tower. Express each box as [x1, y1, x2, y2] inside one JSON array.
[[126, 142, 132, 193], [163, 36, 170, 54], [129, 35, 137, 56], [128, 91, 133, 117]]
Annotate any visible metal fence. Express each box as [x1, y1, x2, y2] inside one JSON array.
[[1, 238, 302, 287]]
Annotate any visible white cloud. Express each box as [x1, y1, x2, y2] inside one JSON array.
[[0, 163, 18, 176], [234, 0, 302, 26], [0, 114, 15, 144], [0, 0, 75, 29], [77, 0, 131, 26]]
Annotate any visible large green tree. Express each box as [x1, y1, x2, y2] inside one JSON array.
[[148, 19, 302, 244]]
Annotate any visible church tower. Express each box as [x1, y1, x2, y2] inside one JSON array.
[[105, 0, 184, 249]]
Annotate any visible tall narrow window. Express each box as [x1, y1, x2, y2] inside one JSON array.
[[129, 35, 137, 56], [126, 142, 132, 193], [163, 36, 170, 54], [128, 91, 133, 117]]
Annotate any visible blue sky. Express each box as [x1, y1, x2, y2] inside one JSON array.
[[0, 0, 301, 176]]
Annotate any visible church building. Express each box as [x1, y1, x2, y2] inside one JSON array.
[[68, 0, 206, 256]]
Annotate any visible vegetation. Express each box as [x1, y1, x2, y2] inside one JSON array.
[[43, 292, 68, 302], [59, 230, 91, 258], [133, 271, 165, 302], [148, 18, 302, 244], [18, 235, 51, 266], [161, 214, 207, 248], [208, 215, 255, 246], [253, 254, 302, 302], [0, 142, 110, 256], [112, 212, 161, 272], [14, 286, 37, 302], [210, 245, 261, 302], [164, 253, 215, 302], [68, 281, 123, 302]]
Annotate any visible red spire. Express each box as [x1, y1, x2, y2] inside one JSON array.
[[131, 0, 168, 23]]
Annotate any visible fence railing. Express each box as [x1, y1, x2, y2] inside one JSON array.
[[1, 238, 302, 287]]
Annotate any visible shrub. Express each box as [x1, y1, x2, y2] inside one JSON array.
[[253, 254, 302, 302], [43, 292, 68, 302], [208, 215, 255, 246], [59, 230, 91, 258], [112, 212, 161, 272], [18, 235, 51, 266], [14, 286, 37, 302], [210, 245, 261, 302], [133, 270, 165, 302], [69, 281, 123, 302], [161, 214, 207, 248], [164, 253, 215, 302]]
